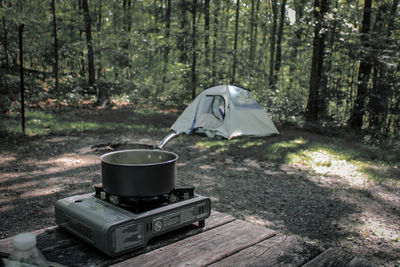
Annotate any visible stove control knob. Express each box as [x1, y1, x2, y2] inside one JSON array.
[[153, 220, 163, 232], [169, 193, 178, 203], [109, 195, 119, 205]]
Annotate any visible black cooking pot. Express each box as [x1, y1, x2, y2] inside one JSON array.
[[101, 149, 178, 197], [100, 133, 180, 198]]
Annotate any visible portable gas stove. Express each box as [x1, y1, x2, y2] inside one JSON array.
[[55, 187, 211, 257]]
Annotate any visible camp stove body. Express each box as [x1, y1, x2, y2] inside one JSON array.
[[55, 188, 211, 257]]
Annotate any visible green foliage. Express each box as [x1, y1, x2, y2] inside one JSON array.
[[0, 0, 399, 138]]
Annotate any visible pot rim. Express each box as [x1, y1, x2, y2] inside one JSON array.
[[100, 149, 178, 167]]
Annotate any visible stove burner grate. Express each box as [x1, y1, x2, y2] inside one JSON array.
[[94, 186, 195, 213]]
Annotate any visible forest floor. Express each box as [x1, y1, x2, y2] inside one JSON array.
[[0, 105, 400, 266]]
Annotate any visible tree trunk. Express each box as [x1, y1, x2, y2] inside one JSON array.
[[305, 0, 329, 122], [231, 0, 240, 84], [162, 0, 171, 89], [1, 0, 9, 69], [19, 24, 25, 134], [96, 0, 104, 79], [252, 0, 260, 62], [347, 0, 372, 129], [319, 0, 338, 119], [190, 0, 197, 100], [82, 0, 95, 86], [204, 0, 210, 66], [249, 0, 255, 61], [51, 0, 59, 91], [288, 1, 304, 88], [273, 0, 286, 84], [178, 0, 189, 63], [212, 0, 220, 81], [268, 0, 277, 89], [123, 0, 133, 32]]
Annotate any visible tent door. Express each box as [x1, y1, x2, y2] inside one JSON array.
[[203, 95, 226, 123]]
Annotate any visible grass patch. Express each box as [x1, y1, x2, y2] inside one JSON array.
[[0, 110, 163, 136]]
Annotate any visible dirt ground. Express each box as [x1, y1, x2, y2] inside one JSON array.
[[0, 108, 399, 266]]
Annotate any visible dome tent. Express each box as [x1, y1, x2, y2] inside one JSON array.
[[171, 85, 279, 139]]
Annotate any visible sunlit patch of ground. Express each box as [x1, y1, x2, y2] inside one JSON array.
[[287, 147, 399, 190], [0, 154, 16, 165], [39, 154, 98, 168]]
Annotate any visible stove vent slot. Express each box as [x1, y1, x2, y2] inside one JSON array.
[[146, 222, 153, 232], [64, 215, 94, 242], [198, 205, 205, 215]]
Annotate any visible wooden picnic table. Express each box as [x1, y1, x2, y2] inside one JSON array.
[[0, 211, 375, 267]]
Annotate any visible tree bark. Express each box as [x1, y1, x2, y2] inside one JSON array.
[[204, 0, 210, 66], [82, 0, 95, 86], [268, 0, 277, 89], [249, 0, 255, 61], [51, 0, 59, 91], [319, 0, 338, 119], [96, 0, 104, 79], [178, 0, 189, 63], [190, 0, 197, 100], [252, 0, 260, 62], [1, 0, 9, 69], [19, 24, 25, 134], [231, 0, 240, 84], [162, 0, 171, 88], [347, 0, 372, 129], [305, 0, 329, 122], [273, 0, 286, 83], [212, 0, 220, 81]]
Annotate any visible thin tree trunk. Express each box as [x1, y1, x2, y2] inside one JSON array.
[[252, 0, 260, 62], [123, 0, 133, 32], [231, 0, 240, 84], [305, 0, 329, 122], [273, 0, 286, 83], [249, 0, 255, 61], [96, 0, 103, 79], [162, 0, 171, 88], [348, 0, 372, 129], [51, 0, 59, 91], [191, 0, 197, 100], [1, 0, 9, 69], [268, 0, 277, 89], [178, 0, 189, 63], [19, 24, 25, 134], [82, 0, 95, 86], [288, 1, 304, 88], [211, 0, 220, 81], [320, 0, 338, 119], [204, 0, 210, 66]]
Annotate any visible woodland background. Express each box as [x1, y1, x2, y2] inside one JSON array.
[[0, 0, 399, 139]]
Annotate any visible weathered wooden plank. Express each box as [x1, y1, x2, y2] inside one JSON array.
[[111, 220, 276, 267], [209, 234, 321, 267], [1, 210, 234, 267], [303, 248, 377, 267]]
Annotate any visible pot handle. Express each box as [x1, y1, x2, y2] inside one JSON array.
[[156, 132, 181, 150]]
